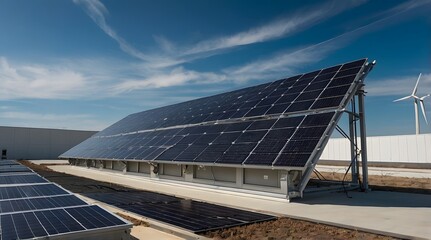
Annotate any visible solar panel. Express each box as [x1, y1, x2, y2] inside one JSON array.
[[85, 191, 275, 233], [0, 183, 68, 200], [0, 160, 20, 166], [0, 205, 130, 239], [61, 59, 369, 169], [0, 195, 86, 214], [0, 173, 47, 185], [0, 165, 32, 173], [0, 160, 132, 239]]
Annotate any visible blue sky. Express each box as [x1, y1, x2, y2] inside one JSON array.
[[0, 0, 430, 136]]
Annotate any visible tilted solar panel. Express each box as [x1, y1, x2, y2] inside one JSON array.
[[61, 59, 369, 168], [0, 160, 132, 240], [0, 205, 129, 240], [0, 174, 47, 185], [0, 165, 32, 173], [0, 183, 68, 200], [0, 195, 86, 214], [0, 160, 21, 166]]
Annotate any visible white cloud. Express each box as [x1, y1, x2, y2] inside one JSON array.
[[112, 67, 226, 92], [182, 1, 365, 56], [367, 73, 431, 97], [73, 0, 151, 62], [3, 0, 427, 101], [74, 0, 365, 67], [224, 43, 339, 83], [0, 111, 108, 130], [0, 57, 94, 100]]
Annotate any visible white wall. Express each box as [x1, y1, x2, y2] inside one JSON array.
[[321, 133, 431, 164], [0, 126, 96, 160]]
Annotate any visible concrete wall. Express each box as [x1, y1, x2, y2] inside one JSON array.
[[0, 126, 96, 160], [194, 166, 236, 182], [72, 160, 288, 195], [321, 133, 431, 164]]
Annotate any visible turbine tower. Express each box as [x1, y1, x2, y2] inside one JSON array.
[[393, 73, 430, 134]]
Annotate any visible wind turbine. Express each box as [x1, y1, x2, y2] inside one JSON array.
[[393, 73, 430, 134]]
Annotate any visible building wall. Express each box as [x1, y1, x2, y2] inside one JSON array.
[[71, 160, 288, 195], [321, 133, 431, 164], [0, 126, 96, 160]]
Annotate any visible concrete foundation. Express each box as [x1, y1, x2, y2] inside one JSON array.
[[71, 160, 288, 195]]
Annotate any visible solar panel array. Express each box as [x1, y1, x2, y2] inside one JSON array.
[[0, 160, 131, 240], [61, 59, 367, 168], [85, 190, 275, 233]]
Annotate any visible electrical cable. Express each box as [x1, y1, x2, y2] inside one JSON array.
[[342, 162, 353, 198], [313, 169, 327, 181]]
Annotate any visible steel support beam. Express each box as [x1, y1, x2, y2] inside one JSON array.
[[358, 86, 369, 191], [349, 100, 359, 184]]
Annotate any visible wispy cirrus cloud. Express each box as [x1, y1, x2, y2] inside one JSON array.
[[3, 0, 429, 102], [112, 67, 226, 92], [224, 44, 338, 83], [73, 0, 152, 62], [74, 0, 365, 67], [180, 1, 365, 56]]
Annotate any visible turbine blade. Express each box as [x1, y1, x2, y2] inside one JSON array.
[[393, 95, 411, 102], [420, 100, 428, 125], [413, 73, 422, 95], [421, 94, 431, 100]]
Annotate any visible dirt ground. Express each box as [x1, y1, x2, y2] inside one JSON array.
[[21, 160, 430, 240], [312, 169, 431, 194]]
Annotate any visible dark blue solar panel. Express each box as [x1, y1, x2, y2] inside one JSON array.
[[216, 143, 256, 164], [0, 160, 20, 166], [194, 144, 231, 162], [61, 59, 367, 168], [0, 195, 86, 214], [0, 185, 61, 200], [0, 206, 129, 240], [0, 165, 31, 173], [84, 191, 275, 233], [0, 174, 47, 185]]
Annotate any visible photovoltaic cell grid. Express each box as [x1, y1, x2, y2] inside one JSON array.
[[0, 205, 128, 240], [61, 59, 367, 168], [0, 184, 68, 200], [85, 191, 275, 233], [0, 173, 47, 185], [0, 164, 33, 173], [0, 160, 131, 240], [0, 160, 20, 166]]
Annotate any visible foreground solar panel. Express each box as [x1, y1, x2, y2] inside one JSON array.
[[0, 164, 32, 173], [0, 195, 86, 214], [1, 205, 129, 239], [62, 59, 372, 168], [0, 160, 20, 166], [0, 183, 69, 200], [0, 160, 132, 240], [0, 173, 47, 185]]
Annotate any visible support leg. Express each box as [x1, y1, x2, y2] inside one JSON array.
[[358, 87, 369, 191]]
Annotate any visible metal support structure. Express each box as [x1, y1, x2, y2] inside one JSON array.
[[348, 103, 359, 184], [358, 86, 369, 191]]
